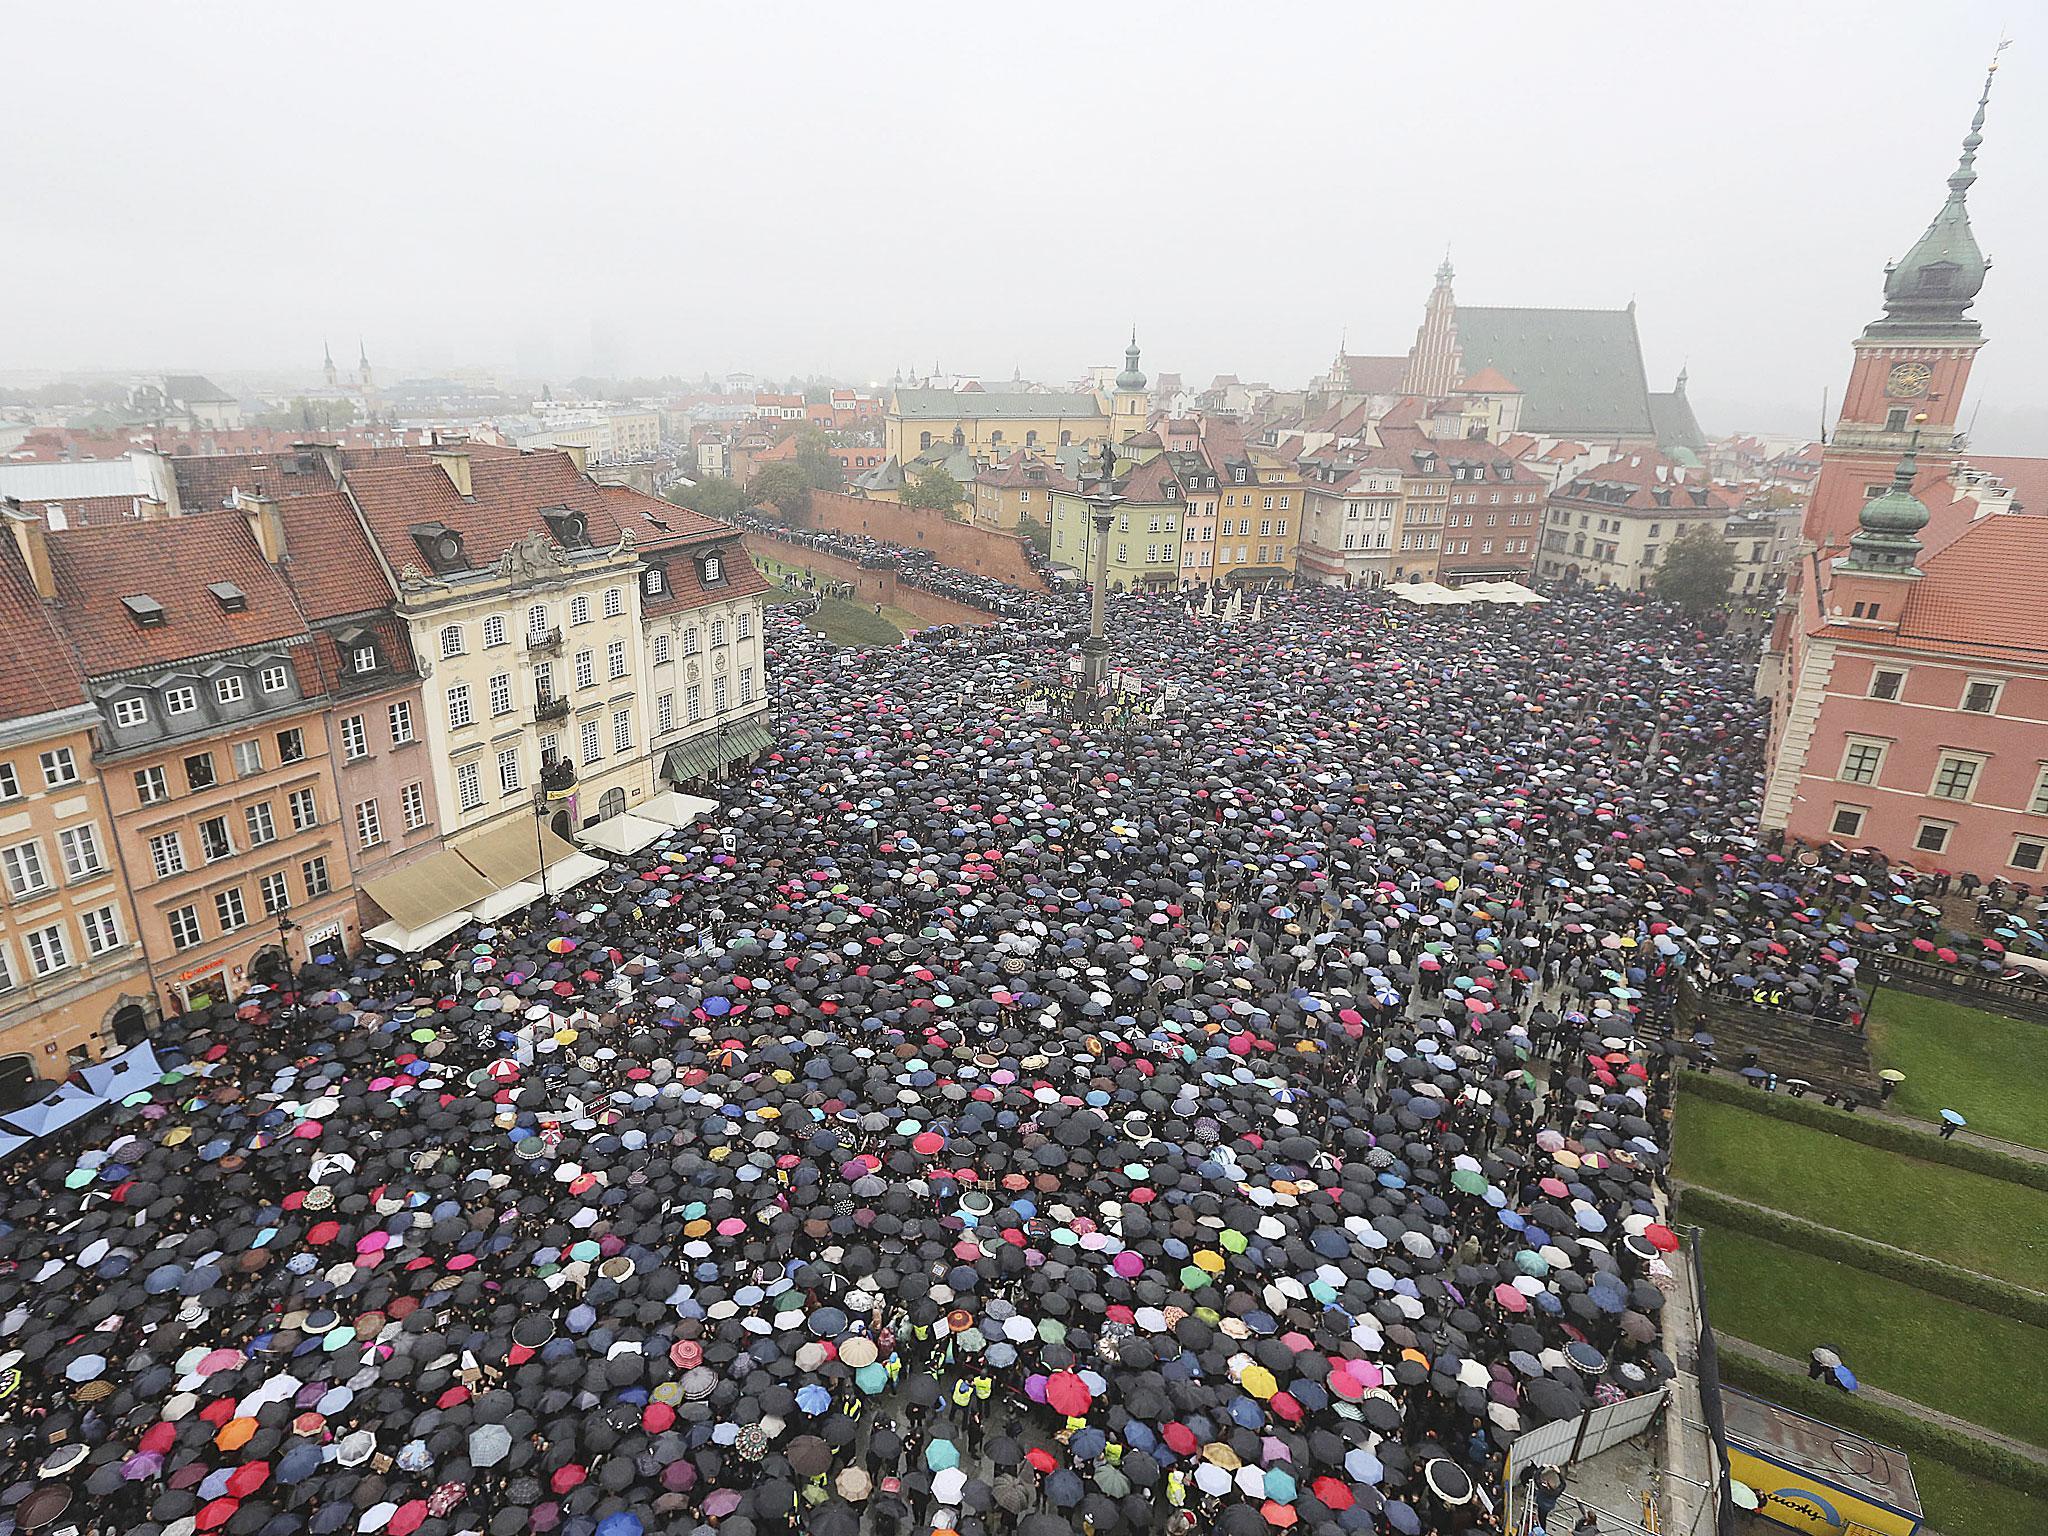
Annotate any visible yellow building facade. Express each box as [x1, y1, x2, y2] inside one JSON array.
[[885, 389, 1109, 466]]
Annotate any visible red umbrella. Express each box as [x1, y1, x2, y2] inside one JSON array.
[[1312, 1476, 1355, 1510], [1044, 1370, 1092, 1417], [1025, 1447, 1059, 1474], [551, 1465, 586, 1493], [1162, 1421, 1198, 1456], [225, 1463, 269, 1497], [388, 1500, 429, 1536], [196, 1499, 239, 1532], [1644, 1224, 1680, 1252]]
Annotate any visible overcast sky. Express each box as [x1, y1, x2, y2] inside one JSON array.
[[6, 2, 2042, 448]]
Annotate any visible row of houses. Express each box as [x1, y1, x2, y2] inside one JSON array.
[[0, 441, 766, 1091]]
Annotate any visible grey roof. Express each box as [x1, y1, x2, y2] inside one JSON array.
[[853, 458, 904, 492], [162, 374, 235, 403], [891, 388, 1103, 421], [1647, 389, 1705, 456], [1454, 306, 1653, 437]]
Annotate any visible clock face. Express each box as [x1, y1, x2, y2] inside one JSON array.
[[1886, 361, 1932, 400]]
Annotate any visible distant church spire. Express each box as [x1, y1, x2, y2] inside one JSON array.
[[322, 339, 337, 389], [1402, 259, 1463, 398]]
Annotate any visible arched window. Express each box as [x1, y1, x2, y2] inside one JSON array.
[[1025, 431, 1038, 447], [598, 787, 627, 819], [1059, 431, 1072, 447], [990, 431, 1004, 445], [439, 624, 465, 657], [920, 432, 933, 451]]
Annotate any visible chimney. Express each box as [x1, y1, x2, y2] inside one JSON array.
[[554, 442, 590, 474], [3, 498, 56, 599], [239, 488, 287, 564], [430, 446, 473, 497]]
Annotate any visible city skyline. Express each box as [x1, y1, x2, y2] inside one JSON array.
[[4, 3, 2042, 450]]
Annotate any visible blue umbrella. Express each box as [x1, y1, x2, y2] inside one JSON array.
[[1940, 1110, 1966, 1127], [1833, 1364, 1859, 1392], [796, 1384, 832, 1414]]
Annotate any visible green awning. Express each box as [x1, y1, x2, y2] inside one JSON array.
[[663, 718, 779, 784]]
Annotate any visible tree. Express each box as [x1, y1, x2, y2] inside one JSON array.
[[791, 426, 845, 493], [1653, 523, 1736, 612], [905, 465, 964, 514], [750, 463, 812, 519], [1016, 512, 1051, 556], [666, 475, 746, 519], [256, 396, 358, 432]]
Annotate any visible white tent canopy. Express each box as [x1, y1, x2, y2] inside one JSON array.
[[640, 789, 719, 829], [577, 812, 668, 857], [363, 908, 475, 955], [549, 853, 610, 893], [471, 881, 546, 923]]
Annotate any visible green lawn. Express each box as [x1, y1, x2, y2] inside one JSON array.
[[1696, 1224, 2048, 1447], [755, 560, 918, 642], [1675, 1096, 2048, 1287], [1910, 1454, 2044, 1535], [1867, 990, 2048, 1151]]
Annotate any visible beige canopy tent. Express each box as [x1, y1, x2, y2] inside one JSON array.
[[457, 817, 582, 889], [360, 818, 599, 952], [640, 789, 719, 829], [359, 850, 499, 953], [577, 812, 669, 857]]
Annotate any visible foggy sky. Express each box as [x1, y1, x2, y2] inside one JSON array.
[[7, 2, 2043, 449]]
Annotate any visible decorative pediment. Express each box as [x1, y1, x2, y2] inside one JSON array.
[[501, 532, 572, 587]]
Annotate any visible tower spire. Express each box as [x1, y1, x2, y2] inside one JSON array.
[[1875, 48, 2004, 332]]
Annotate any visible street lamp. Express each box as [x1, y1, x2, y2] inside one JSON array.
[[273, 909, 298, 1026], [1080, 444, 1122, 718], [532, 785, 552, 908]]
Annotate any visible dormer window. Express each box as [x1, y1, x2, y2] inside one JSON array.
[[1232, 468, 1247, 484], [542, 507, 591, 548], [207, 582, 247, 613], [410, 522, 467, 574], [643, 566, 666, 597], [123, 594, 166, 628], [702, 554, 724, 583], [352, 645, 379, 675]]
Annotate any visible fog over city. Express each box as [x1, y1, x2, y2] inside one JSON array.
[[4, 0, 2042, 448]]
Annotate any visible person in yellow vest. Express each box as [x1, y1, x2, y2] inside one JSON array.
[[950, 1377, 975, 1411], [1165, 1467, 1187, 1509]]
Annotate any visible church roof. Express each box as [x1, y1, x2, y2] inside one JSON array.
[[1456, 367, 1520, 394], [890, 389, 1102, 421], [1333, 354, 1409, 394], [1647, 388, 1706, 455], [1451, 306, 1654, 437]]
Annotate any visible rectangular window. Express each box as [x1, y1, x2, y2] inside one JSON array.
[[613, 710, 632, 753], [482, 614, 507, 648], [608, 639, 627, 680], [300, 856, 331, 898], [352, 646, 378, 675], [447, 684, 473, 730], [113, 696, 149, 728], [198, 815, 233, 862], [214, 675, 245, 706], [274, 727, 307, 764], [1829, 805, 1867, 838], [169, 905, 203, 950], [740, 668, 755, 706], [2033, 765, 2048, 817], [1259, 520, 1272, 537], [401, 781, 426, 830], [1, 841, 49, 898], [245, 802, 277, 846], [737, 611, 753, 640], [233, 740, 262, 777], [355, 798, 382, 849], [538, 734, 559, 767], [165, 685, 198, 717], [2011, 837, 2047, 873], [1868, 668, 1905, 701], [288, 788, 318, 830], [575, 651, 595, 689], [388, 700, 414, 744], [456, 761, 483, 811], [58, 824, 104, 880], [1838, 739, 1886, 785], [580, 721, 601, 764], [0, 940, 13, 993], [1914, 820, 1953, 855], [81, 904, 122, 956], [489, 673, 513, 716], [686, 683, 703, 722], [261, 664, 290, 693], [24, 924, 69, 977], [1962, 679, 2001, 714], [1930, 755, 1980, 801], [260, 872, 290, 915], [149, 831, 185, 877], [497, 748, 522, 795], [657, 693, 674, 733], [712, 675, 729, 714], [652, 633, 671, 664], [185, 752, 215, 791], [341, 714, 368, 760], [214, 887, 247, 933], [0, 763, 17, 800], [528, 604, 551, 638], [683, 627, 700, 656]]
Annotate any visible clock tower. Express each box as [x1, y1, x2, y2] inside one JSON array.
[[1802, 56, 2001, 553]]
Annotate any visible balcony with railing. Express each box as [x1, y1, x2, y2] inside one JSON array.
[[1828, 425, 1966, 455], [526, 627, 563, 655], [534, 694, 570, 722]]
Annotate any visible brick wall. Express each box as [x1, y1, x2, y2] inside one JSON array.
[[742, 532, 996, 630], [800, 492, 1048, 591]]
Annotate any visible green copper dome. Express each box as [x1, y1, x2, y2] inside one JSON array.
[[1115, 329, 1147, 393], [1841, 441, 1930, 574], [1875, 59, 1999, 334]]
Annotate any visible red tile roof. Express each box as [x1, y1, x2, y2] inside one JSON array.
[[339, 445, 625, 574], [0, 541, 88, 719], [1457, 366, 1520, 393], [1554, 448, 1737, 512], [1885, 515, 2048, 664], [45, 511, 313, 679]]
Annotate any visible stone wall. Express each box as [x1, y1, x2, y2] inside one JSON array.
[[799, 492, 1048, 592], [741, 532, 996, 630]]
